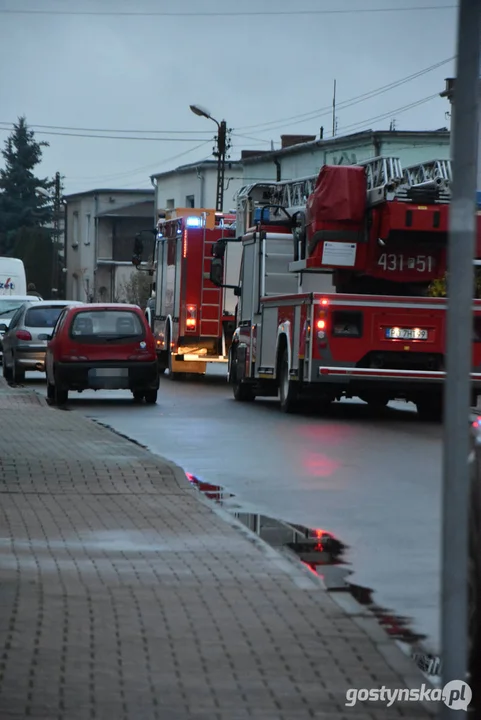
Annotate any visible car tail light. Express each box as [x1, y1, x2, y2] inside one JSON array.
[[16, 330, 32, 340], [186, 305, 197, 332]]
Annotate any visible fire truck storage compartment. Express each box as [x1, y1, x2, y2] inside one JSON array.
[[306, 165, 367, 262], [261, 233, 299, 298]]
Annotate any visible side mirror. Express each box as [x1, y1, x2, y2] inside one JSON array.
[[0, 323, 7, 332], [38, 333, 52, 341], [210, 257, 224, 287]]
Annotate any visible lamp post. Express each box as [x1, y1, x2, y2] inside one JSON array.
[[189, 104, 230, 212]]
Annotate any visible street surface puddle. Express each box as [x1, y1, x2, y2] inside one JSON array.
[[187, 471, 441, 679]]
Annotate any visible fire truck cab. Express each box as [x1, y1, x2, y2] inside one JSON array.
[[209, 158, 481, 419], [151, 207, 240, 379]]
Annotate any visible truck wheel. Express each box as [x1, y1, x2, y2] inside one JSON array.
[[416, 394, 443, 421], [132, 391, 144, 403], [231, 351, 255, 402], [279, 348, 298, 413]]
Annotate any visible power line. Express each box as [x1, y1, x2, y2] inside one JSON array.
[[0, 56, 454, 143], [0, 127, 209, 142], [66, 141, 212, 183], [0, 122, 214, 135], [335, 93, 440, 134], [236, 56, 454, 133], [0, 6, 456, 17]]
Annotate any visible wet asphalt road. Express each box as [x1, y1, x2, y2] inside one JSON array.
[[26, 368, 442, 655]]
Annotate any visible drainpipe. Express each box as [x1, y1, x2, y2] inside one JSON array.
[[372, 132, 381, 159], [196, 166, 205, 206], [274, 157, 281, 182], [93, 194, 99, 301], [150, 176, 158, 224]]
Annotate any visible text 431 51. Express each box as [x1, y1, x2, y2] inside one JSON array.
[[377, 254, 436, 273]]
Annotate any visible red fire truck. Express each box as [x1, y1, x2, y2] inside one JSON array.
[[146, 208, 239, 379], [208, 157, 481, 419]]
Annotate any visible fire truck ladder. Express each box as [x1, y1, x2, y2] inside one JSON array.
[[236, 156, 452, 235], [399, 159, 452, 202], [200, 219, 224, 342]]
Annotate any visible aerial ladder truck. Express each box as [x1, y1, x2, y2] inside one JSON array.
[[208, 156, 481, 419]]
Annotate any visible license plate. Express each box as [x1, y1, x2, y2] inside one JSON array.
[[90, 368, 129, 377], [385, 327, 428, 340]]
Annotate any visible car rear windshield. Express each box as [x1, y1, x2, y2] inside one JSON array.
[[25, 306, 67, 328], [69, 310, 145, 341], [0, 300, 34, 319]]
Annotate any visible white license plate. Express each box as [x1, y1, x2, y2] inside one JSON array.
[[385, 327, 428, 340], [91, 368, 129, 377]]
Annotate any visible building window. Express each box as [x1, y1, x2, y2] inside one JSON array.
[[185, 195, 195, 208], [72, 211, 79, 248], [85, 213, 91, 245], [166, 198, 175, 209]]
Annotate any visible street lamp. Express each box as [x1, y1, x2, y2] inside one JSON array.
[[189, 104, 229, 212]]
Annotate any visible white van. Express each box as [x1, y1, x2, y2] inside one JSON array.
[[0, 257, 27, 296]]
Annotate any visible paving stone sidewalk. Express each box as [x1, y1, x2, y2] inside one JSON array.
[[0, 379, 436, 719]]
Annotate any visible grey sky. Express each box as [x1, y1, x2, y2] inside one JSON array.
[[0, 0, 457, 194]]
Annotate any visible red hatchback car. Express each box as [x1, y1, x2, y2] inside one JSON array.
[[45, 304, 160, 405]]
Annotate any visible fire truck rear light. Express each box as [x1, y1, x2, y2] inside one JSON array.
[[317, 320, 326, 330], [186, 305, 197, 332], [320, 298, 328, 305]]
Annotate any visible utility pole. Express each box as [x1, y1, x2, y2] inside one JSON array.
[[214, 120, 229, 212], [440, 1, 480, 716], [52, 172, 61, 298]]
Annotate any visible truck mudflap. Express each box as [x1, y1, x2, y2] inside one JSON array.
[[317, 366, 481, 385]]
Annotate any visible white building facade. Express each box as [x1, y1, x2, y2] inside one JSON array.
[[151, 159, 244, 219], [240, 130, 450, 185]]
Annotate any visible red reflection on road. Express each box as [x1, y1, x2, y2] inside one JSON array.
[[303, 452, 340, 476]]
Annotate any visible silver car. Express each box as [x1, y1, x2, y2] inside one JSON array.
[[2, 300, 84, 382], [0, 295, 41, 359]]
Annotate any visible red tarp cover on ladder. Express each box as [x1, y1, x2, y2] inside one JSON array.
[[307, 165, 366, 222], [305, 165, 367, 262]]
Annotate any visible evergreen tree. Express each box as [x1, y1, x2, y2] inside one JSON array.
[[0, 116, 54, 255]]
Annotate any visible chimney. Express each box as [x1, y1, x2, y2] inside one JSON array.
[[241, 150, 272, 159], [280, 134, 316, 149]]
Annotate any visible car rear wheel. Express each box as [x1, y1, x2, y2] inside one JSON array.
[[144, 390, 158, 404], [132, 391, 144, 403], [46, 382, 55, 404], [54, 383, 68, 406], [2, 359, 12, 381], [12, 361, 25, 384]]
